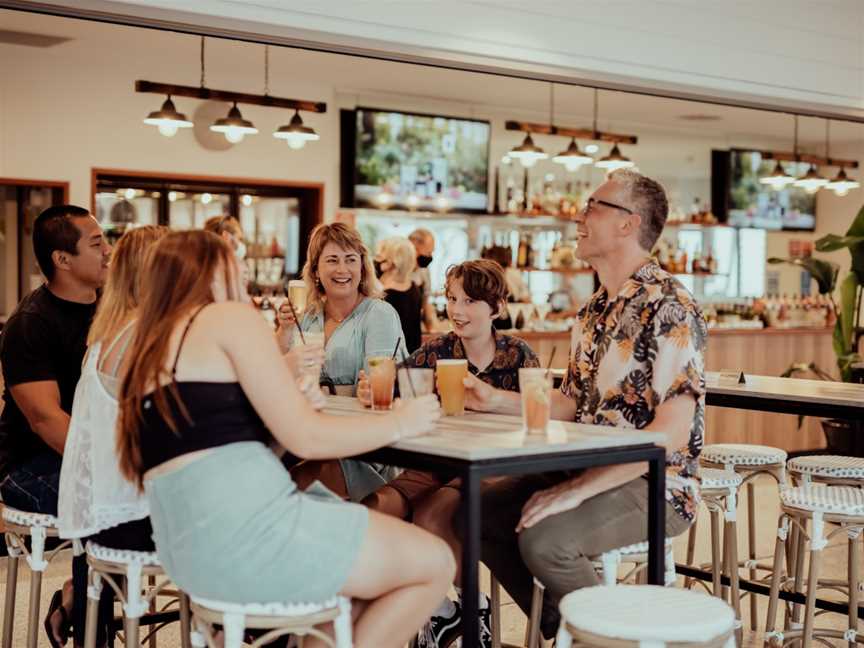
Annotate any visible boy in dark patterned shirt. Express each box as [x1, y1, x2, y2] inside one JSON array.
[[358, 260, 539, 647]]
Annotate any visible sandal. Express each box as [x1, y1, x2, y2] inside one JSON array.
[[43, 589, 71, 648]]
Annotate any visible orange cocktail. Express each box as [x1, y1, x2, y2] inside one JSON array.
[[367, 356, 396, 411], [436, 359, 468, 416], [519, 368, 552, 434]]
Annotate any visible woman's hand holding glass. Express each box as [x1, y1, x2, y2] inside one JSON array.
[[389, 395, 441, 440], [356, 370, 372, 408]]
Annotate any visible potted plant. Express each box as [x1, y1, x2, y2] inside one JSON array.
[[768, 205, 864, 455]]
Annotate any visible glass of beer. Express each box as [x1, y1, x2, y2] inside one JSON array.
[[436, 359, 468, 416], [367, 356, 396, 411], [519, 368, 552, 434], [287, 279, 308, 313], [397, 368, 435, 399]]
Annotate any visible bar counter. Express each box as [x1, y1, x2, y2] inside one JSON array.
[[425, 326, 835, 452]]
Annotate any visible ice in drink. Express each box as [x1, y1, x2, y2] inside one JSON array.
[[367, 356, 396, 411], [519, 368, 552, 434], [436, 359, 468, 416]]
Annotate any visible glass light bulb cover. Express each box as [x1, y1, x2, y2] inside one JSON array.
[[519, 156, 539, 168], [826, 168, 860, 194], [210, 105, 258, 136], [274, 111, 319, 145], [157, 123, 179, 137], [595, 144, 634, 169], [224, 129, 245, 144]]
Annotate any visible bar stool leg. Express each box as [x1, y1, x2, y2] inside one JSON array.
[[684, 517, 698, 589], [526, 579, 544, 648], [764, 516, 787, 641], [801, 535, 823, 648], [84, 570, 103, 648], [746, 482, 758, 631], [790, 519, 808, 629], [848, 530, 860, 648], [179, 592, 193, 648], [2, 550, 20, 648], [25, 526, 48, 648], [148, 573, 157, 648], [124, 616, 140, 648], [710, 509, 723, 597], [724, 516, 742, 626]]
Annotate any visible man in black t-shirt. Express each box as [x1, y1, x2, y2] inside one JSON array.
[[0, 205, 109, 513]]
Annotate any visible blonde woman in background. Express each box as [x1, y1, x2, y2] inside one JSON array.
[[276, 222, 406, 500], [58, 225, 167, 648], [375, 236, 423, 353]]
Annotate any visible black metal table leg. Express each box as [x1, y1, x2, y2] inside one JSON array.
[[647, 449, 666, 585], [460, 466, 481, 648]]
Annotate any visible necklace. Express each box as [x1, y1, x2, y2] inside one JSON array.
[[326, 296, 361, 324]]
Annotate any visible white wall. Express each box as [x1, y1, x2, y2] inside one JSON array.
[[28, 0, 864, 118]]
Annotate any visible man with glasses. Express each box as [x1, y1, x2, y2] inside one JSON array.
[[463, 169, 707, 639]]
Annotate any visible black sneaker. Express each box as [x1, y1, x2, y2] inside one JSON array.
[[478, 598, 493, 648], [430, 597, 462, 648]]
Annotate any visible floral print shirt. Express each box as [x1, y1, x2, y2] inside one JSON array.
[[561, 260, 707, 521], [406, 330, 540, 392]]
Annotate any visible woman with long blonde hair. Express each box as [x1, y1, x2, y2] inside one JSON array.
[[57, 225, 167, 648], [117, 230, 452, 648]]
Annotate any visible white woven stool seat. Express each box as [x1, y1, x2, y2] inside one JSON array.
[[701, 444, 787, 467], [787, 455, 864, 481], [699, 468, 743, 490], [595, 538, 674, 557], [190, 595, 352, 648], [780, 485, 864, 516], [86, 542, 161, 567], [558, 585, 735, 647], [2, 507, 60, 530]]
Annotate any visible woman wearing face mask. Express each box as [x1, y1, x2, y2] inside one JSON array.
[[375, 236, 423, 353], [275, 223, 406, 501], [408, 228, 439, 332]]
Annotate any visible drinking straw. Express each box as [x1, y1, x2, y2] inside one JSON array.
[[391, 337, 402, 360], [399, 348, 418, 399], [544, 347, 558, 380]]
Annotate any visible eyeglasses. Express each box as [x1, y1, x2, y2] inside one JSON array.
[[583, 197, 634, 216]]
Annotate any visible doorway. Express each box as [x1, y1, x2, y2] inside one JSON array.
[[0, 179, 70, 318]]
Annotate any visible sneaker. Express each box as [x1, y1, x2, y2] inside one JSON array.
[[416, 621, 437, 648], [430, 597, 462, 648], [478, 598, 493, 648]]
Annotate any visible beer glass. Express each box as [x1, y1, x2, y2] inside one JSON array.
[[287, 279, 308, 313], [436, 359, 468, 416]]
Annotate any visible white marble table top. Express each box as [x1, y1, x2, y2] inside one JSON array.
[[705, 372, 864, 409], [323, 396, 666, 461]]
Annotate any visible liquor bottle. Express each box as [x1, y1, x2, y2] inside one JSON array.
[[517, 234, 529, 269]]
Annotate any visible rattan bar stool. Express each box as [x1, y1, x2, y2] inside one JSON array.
[[556, 584, 736, 648], [189, 595, 353, 648], [1, 506, 81, 648], [765, 485, 864, 648], [684, 468, 744, 628], [491, 538, 676, 648], [700, 443, 787, 630], [84, 541, 192, 648]]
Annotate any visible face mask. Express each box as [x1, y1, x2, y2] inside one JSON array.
[[235, 240, 247, 260], [417, 255, 433, 268], [373, 260, 385, 278]]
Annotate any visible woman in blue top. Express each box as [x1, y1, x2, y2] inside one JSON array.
[[277, 222, 406, 500]]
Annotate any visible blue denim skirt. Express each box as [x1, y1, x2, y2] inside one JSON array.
[[145, 442, 368, 603]]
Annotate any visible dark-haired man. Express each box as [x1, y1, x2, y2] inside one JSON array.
[[0, 205, 109, 644], [465, 169, 707, 639]]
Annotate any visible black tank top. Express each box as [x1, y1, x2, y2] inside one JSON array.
[[138, 304, 270, 473]]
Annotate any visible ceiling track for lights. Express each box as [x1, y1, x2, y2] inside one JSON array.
[[758, 151, 859, 169], [135, 80, 326, 113], [504, 120, 637, 145]]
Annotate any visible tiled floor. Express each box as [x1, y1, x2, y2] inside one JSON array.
[[0, 480, 857, 646]]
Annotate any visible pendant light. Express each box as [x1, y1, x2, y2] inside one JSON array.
[[759, 161, 794, 190], [508, 133, 547, 168], [822, 120, 860, 196], [509, 83, 549, 168], [826, 168, 860, 196], [553, 138, 593, 172], [759, 114, 797, 189], [143, 96, 192, 137], [210, 102, 258, 143], [595, 143, 634, 171], [794, 165, 829, 194], [274, 110, 320, 149], [590, 90, 633, 170]]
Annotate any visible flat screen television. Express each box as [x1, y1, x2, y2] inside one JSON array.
[[341, 107, 491, 212], [712, 149, 816, 231]]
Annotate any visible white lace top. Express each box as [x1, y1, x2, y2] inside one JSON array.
[[58, 332, 149, 539]]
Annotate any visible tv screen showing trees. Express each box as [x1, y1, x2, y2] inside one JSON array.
[[353, 108, 490, 212], [727, 150, 816, 231]]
